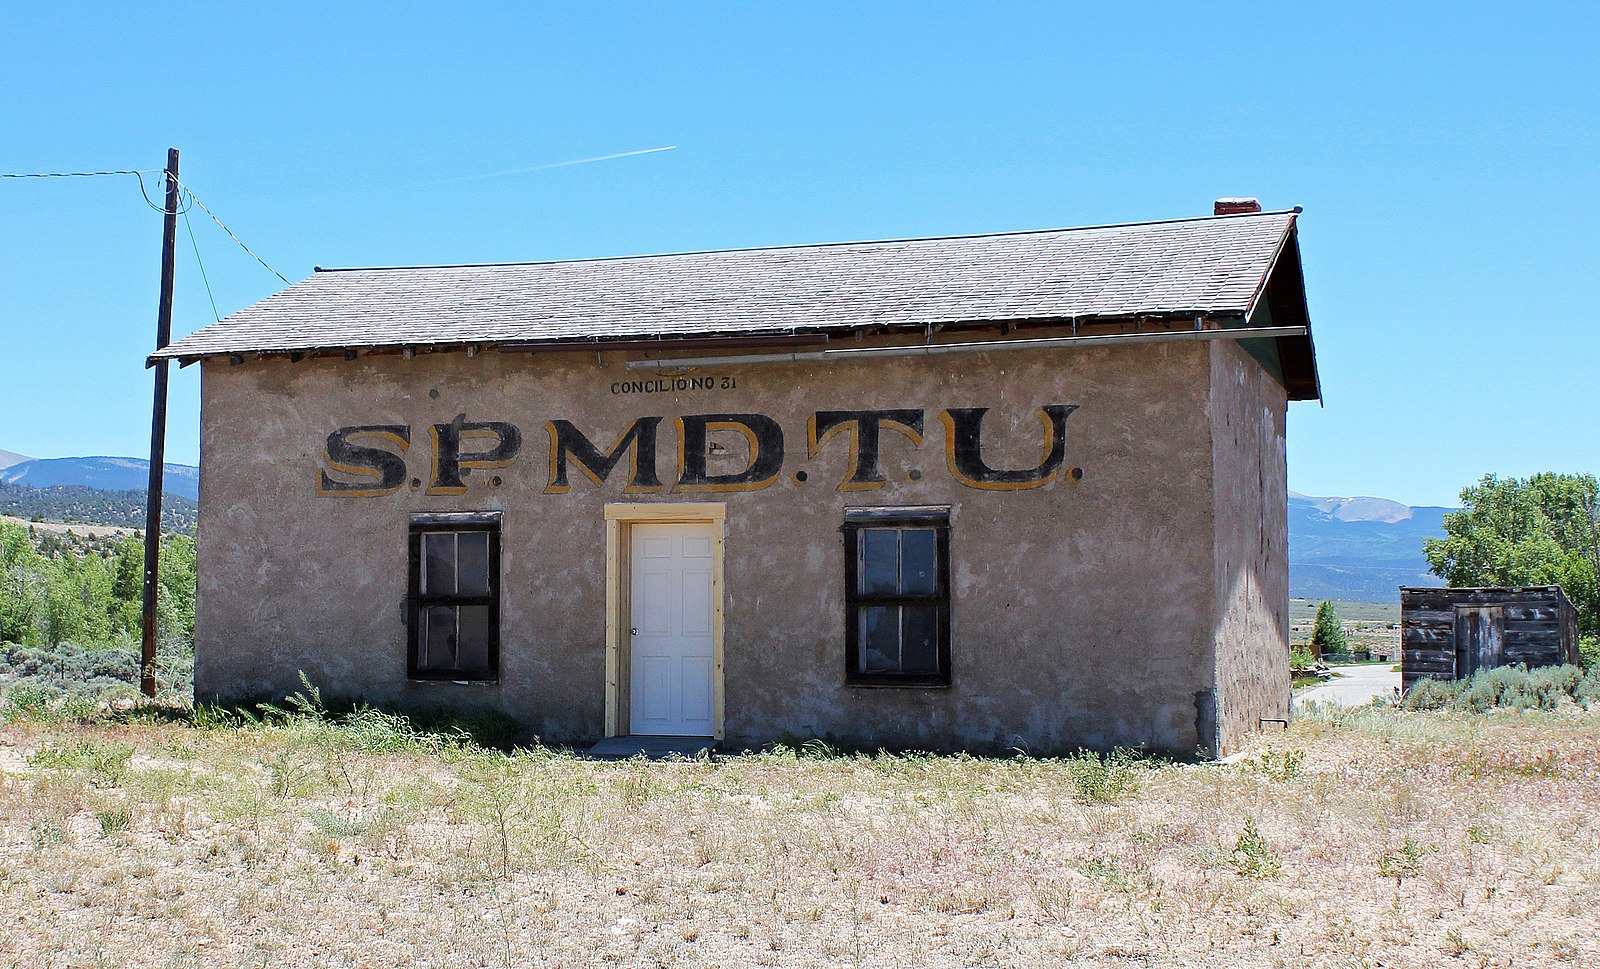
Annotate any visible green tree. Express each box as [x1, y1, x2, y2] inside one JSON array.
[[110, 534, 144, 633], [0, 520, 198, 650], [111, 533, 142, 600], [1423, 473, 1600, 636], [0, 521, 47, 644], [1311, 600, 1347, 655], [156, 534, 197, 643], [41, 556, 86, 647]]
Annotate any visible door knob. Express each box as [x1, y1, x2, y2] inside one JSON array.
[[630, 627, 639, 635]]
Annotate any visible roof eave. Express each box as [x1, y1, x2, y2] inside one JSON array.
[[147, 309, 1255, 368], [1247, 222, 1321, 402]]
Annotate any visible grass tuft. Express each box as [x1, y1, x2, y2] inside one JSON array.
[[96, 807, 132, 837], [29, 738, 136, 786], [1376, 836, 1437, 885]]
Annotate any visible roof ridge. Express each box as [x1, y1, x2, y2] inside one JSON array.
[[313, 208, 1302, 274]]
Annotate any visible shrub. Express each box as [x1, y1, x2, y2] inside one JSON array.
[[307, 808, 367, 838], [0, 639, 192, 702], [1575, 670, 1600, 708], [1534, 664, 1582, 697], [1230, 816, 1281, 878], [1244, 748, 1306, 781], [1580, 635, 1599, 671], [1462, 666, 1565, 712], [1401, 676, 1457, 711], [1402, 664, 1600, 712], [1064, 748, 1148, 803], [2, 682, 60, 720]]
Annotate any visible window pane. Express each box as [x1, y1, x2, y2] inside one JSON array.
[[900, 529, 938, 596], [860, 529, 899, 595], [859, 605, 900, 673], [422, 533, 456, 595], [422, 605, 457, 669], [455, 605, 491, 674], [456, 532, 491, 596], [901, 606, 940, 674]]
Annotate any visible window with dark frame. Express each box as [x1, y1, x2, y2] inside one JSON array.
[[408, 515, 500, 680], [843, 507, 951, 686]]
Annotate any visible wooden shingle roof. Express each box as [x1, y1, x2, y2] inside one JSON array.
[[154, 209, 1318, 397]]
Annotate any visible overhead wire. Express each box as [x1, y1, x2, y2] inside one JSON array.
[[136, 172, 190, 215], [183, 209, 222, 323], [2, 165, 290, 286], [0, 167, 182, 214], [0, 168, 160, 178], [173, 177, 291, 284]]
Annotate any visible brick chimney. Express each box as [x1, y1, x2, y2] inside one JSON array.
[[1214, 197, 1262, 216]]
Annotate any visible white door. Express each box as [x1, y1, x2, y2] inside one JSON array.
[[629, 522, 717, 736]]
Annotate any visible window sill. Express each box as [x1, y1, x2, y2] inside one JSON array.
[[845, 678, 952, 690], [407, 676, 500, 685]]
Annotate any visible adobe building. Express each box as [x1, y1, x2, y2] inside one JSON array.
[[153, 202, 1321, 757]]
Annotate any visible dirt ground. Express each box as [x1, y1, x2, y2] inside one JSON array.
[[0, 701, 1596, 968]]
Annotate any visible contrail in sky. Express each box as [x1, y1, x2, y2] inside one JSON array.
[[455, 146, 677, 182]]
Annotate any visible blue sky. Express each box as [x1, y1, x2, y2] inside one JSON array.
[[2, 3, 1595, 507]]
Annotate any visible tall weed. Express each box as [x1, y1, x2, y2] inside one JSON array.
[[1230, 816, 1281, 878], [30, 738, 136, 787], [1064, 748, 1149, 804]]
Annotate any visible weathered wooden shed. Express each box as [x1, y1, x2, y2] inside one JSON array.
[[1400, 586, 1580, 690]]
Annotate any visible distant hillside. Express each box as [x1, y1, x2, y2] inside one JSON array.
[[0, 481, 197, 533], [0, 448, 31, 471], [0, 456, 199, 500], [1288, 492, 1452, 603]]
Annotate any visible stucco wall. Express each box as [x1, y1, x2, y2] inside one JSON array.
[[1206, 339, 1291, 756], [194, 334, 1268, 755]]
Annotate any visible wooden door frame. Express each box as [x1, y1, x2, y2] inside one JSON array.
[[1453, 604, 1504, 679], [603, 503, 727, 740]]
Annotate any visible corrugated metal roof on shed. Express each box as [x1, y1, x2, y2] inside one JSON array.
[[155, 210, 1302, 359]]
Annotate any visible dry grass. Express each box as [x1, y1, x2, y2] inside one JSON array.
[[0, 701, 1597, 968]]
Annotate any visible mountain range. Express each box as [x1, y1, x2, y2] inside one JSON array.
[[1287, 491, 1452, 602], [0, 455, 198, 500], [0, 449, 1450, 602]]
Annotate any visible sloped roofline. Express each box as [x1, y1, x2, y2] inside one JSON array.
[[310, 208, 1306, 274], [150, 208, 1321, 401], [1248, 224, 1320, 401]]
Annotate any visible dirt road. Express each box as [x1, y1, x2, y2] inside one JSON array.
[[1295, 663, 1400, 708]]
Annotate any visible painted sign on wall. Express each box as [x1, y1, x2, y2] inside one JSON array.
[[318, 406, 1082, 497]]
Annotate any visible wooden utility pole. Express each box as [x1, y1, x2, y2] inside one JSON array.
[[140, 148, 180, 698]]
